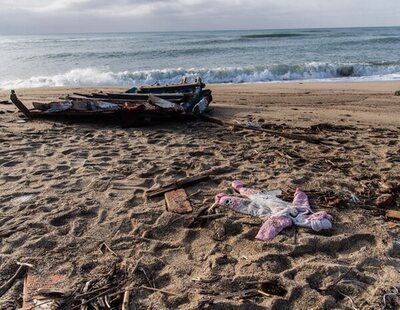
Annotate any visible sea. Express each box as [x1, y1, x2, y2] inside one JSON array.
[[1, 27, 400, 89]]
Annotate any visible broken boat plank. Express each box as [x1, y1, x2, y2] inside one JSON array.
[[146, 174, 210, 198], [72, 92, 187, 102], [137, 81, 205, 94], [106, 92, 189, 101], [23, 270, 66, 309], [10, 90, 32, 118], [165, 189, 193, 214]]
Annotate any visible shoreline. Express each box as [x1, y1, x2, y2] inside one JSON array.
[[1, 79, 400, 93]]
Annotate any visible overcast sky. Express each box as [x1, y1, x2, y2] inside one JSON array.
[[1, 0, 399, 34]]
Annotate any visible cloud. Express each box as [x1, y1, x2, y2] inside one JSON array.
[[0, 0, 399, 34]]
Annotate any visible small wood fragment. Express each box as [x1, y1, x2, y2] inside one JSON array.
[[188, 205, 211, 228], [122, 290, 130, 310], [198, 214, 225, 220], [317, 268, 353, 292], [376, 194, 394, 208], [387, 222, 398, 229], [165, 189, 192, 214], [386, 210, 400, 221], [99, 242, 120, 258], [140, 285, 179, 296]]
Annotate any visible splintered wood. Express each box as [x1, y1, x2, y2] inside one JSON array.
[[165, 189, 192, 214]]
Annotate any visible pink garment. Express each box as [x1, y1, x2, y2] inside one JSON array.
[[255, 215, 292, 241], [232, 180, 261, 198], [291, 188, 333, 231], [293, 188, 311, 212], [215, 181, 333, 242]]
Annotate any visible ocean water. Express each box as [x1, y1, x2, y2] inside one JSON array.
[[1, 27, 400, 89]]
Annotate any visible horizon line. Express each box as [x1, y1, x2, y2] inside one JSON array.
[[1, 24, 400, 36]]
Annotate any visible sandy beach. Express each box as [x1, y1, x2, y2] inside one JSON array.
[[0, 81, 399, 309]]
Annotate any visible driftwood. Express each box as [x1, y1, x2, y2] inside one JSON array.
[[188, 205, 211, 228], [99, 242, 120, 258], [0, 263, 29, 298], [140, 285, 179, 296], [200, 115, 343, 146], [317, 268, 353, 292], [198, 213, 225, 220], [386, 210, 400, 221], [146, 174, 210, 198]]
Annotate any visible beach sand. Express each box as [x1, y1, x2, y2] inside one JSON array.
[[0, 81, 399, 309]]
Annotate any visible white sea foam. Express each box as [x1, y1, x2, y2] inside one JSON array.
[[1, 63, 400, 89]]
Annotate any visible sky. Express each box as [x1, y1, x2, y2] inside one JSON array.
[[0, 0, 400, 34]]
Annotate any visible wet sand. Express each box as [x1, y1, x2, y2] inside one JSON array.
[[0, 81, 399, 309]]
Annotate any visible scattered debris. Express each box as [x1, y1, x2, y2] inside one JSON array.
[[317, 268, 353, 292], [165, 188, 193, 214], [376, 194, 395, 208], [201, 114, 344, 146], [140, 285, 179, 296], [380, 181, 400, 194], [247, 280, 287, 297], [309, 122, 355, 132], [387, 222, 399, 229], [382, 286, 399, 309], [99, 242, 120, 258]]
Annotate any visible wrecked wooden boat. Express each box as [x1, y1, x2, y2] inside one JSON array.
[[10, 78, 213, 127]]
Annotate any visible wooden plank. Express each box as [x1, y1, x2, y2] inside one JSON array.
[[386, 210, 400, 221], [72, 92, 187, 102], [106, 93, 188, 101], [148, 95, 184, 112], [137, 82, 204, 94], [23, 270, 66, 309], [165, 189, 192, 214], [146, 174, 210, 198]]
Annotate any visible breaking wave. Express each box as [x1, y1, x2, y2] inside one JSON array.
[[241, 33, 307, 39], [2, 62, 400, 89]]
